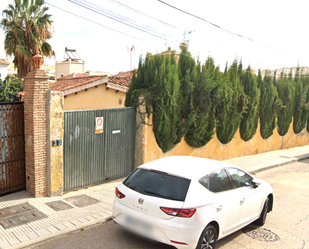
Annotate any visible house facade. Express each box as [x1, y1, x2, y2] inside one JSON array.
[[49, 73, 131, 110], [0, 59, 10, 80]]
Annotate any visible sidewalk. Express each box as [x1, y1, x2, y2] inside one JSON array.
[[0, 145, 308, 249]]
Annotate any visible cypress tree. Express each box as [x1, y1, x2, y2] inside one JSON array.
[[276, 71, 295, 136], [152, 52, 180, 152], [239, 66, 260, 141], [185, 57, 218, 147], [259, 71, 282, 139], [176, 43, 197, 143], [215, 60, 248, 144], [293, 66, 309, 134]]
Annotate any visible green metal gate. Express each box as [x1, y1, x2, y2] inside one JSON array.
[[63, 108, 135, 191]]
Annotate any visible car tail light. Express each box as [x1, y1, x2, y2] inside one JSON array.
[[160, 207, 196, 218], [115, 187, 125, 199]]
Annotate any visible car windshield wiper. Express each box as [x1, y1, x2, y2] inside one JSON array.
[[143, 190, 180, 201]]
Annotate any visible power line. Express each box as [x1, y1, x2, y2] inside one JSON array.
[[107, 0, 179, 29], [156, 0, 293, 55], [68, 0, 179, 41], [45, 2, 161, 46]]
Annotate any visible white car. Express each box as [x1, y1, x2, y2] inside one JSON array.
[[112, 156, 274, 249]]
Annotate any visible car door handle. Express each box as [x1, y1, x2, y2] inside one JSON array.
[[240, 198, 245, 204], [216, 205, 223, 212]]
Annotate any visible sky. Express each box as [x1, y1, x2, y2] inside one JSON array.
[[1, 0, 309, 75]]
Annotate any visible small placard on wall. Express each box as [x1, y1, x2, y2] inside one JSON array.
[[112, 130, 121, 134], [95, 117, 104, 134]]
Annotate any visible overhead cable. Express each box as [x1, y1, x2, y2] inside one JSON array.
[[157, 0, 292, 55], [68, 0, 179, 41], [107, 0, 179, 29], [45, 2, 161, 46]]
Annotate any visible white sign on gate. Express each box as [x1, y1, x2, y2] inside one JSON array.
[[95, 117, 103, 134]]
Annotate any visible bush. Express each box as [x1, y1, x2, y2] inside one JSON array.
[[0, 76, 23, 102]]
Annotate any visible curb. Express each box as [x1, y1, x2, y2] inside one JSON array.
[[8, 216, 113, 249], [249, 154, 309, 174]]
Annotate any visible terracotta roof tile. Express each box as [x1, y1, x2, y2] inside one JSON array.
[[50, 75, 106, 92], [108, 75, 131, 88], [114, 70, 135, 77]]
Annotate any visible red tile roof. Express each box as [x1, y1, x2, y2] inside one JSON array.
[[50, 75, 106, 92], [114, 70, 135, 77], [108, 75, 131, 88]]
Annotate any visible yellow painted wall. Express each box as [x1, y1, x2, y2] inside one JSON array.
[[64, 84, 126, 110], [139, 115, 309, 165]]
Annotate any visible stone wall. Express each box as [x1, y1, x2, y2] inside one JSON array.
[[137, 115, 309, 166], [47, 90, 64, 196]]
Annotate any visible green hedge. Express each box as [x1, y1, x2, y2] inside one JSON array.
[[126, 48, 309, 153]]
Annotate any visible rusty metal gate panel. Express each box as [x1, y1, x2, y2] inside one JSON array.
[[0, 103, 26, 195], [63, 108, 135, 191]]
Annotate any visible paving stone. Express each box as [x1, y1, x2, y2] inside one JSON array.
[[85, 216, 96, 221], [54, 224, 67, 231], [77, 218, 88, 224], [7, 238, 19, 246], [16, 234, 29, 243], [63, 222, 74, 228], [46, 226, 59, 233], [26, 232, 38, 240], [0, 240, 11, 249], [36, 228, 50, 237], [92, 214, 102, 219], [71, 220, 81, 226]]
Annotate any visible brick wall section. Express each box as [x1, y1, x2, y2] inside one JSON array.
[[24, 70, 49, 197]]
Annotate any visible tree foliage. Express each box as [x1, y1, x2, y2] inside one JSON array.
[[1, 0, 54, 80], [0, 76, 23, 102], [215, 60, 248, 144], [125, 52, 181, 152], [239, 66, 260, 141], [126, 46, 309, 153], [176, 44, 197, 143], [185, 57, 219, 147], [259, 71, 282, 139], [152, 53, 180, 152], [276, 71, 295, 136], [293, 67, 309, 134]]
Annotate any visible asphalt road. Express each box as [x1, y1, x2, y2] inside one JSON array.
[[30, 159, 309, 249]]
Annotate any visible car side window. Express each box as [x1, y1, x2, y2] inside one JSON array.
[[199, 169, 232, 193], [226, 168, 253, 188]]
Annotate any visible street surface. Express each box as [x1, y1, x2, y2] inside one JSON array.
[[30, 160, 309, 249]]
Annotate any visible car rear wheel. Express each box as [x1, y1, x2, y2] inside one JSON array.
[[254, 197, 269, 226], [196, 225, 217, 249]]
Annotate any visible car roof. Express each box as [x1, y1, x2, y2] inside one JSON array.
[[138, 156, 239, 180]]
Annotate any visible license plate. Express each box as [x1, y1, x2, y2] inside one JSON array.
[[124, 215, 153, 233]]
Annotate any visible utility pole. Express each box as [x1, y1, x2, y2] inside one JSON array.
[[128, 45, 135, 71]]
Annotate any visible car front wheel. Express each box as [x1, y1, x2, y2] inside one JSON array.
[[254, 197, 269, 226], [196, 224, 217, 249]]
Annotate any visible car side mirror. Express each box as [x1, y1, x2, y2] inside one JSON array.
[[252, 179, 261, 188]]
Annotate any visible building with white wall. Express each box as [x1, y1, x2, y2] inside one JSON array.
[[0, 60, 10, 81]]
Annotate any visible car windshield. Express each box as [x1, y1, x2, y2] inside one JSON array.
[[123, 169, 191, 201]]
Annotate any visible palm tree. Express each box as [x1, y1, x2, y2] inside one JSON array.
[[1, 0, 55, 80]]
